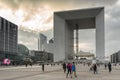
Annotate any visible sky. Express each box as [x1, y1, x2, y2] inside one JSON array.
[[0, 0, 120, 57]]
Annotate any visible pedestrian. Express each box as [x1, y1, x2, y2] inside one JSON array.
[[62, 62, 66, 73], [108, 62, 112, 73], [93, 64, 97, 74], [71, 62, 77, 78], [30, 63, 32, 67], [66, 63, 72, 78], [104, 63, 107, 69], [25, 63, 28, 67], [42, 63, 45, 72]]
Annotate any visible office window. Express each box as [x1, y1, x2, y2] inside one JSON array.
[[6, 21, 8, 31], [0, 24, 1, 30], [1, 18, 4, 30], [4, 20, 6, 32], [0, 18, 1, 30]]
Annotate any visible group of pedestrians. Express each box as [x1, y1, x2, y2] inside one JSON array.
[[62, 62, 77, 78], [90, 62, 112, 74], [62, 61, 113, 78]]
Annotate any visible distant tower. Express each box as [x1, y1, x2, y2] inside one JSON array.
[[38, 33, 47, 51]]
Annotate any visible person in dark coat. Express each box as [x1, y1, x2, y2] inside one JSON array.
[[42, 63, 45, 72], [104, 63, 107, 69], [62, 62, 66, 73], [66, 63, 72, 78], [108, 62, 112, 73], [93, 64, 97, 74]]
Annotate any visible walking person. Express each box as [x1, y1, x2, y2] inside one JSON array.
[[25, 62, 28, 67], [42, 63, 45, 72], [71, 62, 77, 78], [93, 64, 97, 74], [104, 63, 107, 69], [66, 63, 72, 78], [62, 62, 66, 73], [108, 62, 112, 73]]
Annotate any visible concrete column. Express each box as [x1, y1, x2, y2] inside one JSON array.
[[54, 14, 66, 62], [65, 24, 74, 60], [96, 9, 105, 62]]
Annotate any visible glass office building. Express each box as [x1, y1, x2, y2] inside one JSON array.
[[0, 17, 18, 61]]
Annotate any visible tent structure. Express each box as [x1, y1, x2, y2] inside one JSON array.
[[75, 51, 94, 57]]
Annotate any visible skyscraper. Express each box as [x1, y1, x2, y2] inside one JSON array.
[[0, 17, 18, 61], [38, 33, 47, 51]]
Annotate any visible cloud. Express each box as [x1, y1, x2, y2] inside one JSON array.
[[18, 28, 38, 50], [0, 0, 118, 32], [0, 0, 120, 56], [78, 29, 95, 43], [103, 1, 120, 56]]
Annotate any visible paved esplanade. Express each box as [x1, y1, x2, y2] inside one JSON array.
[[0, 64, 120, 80]]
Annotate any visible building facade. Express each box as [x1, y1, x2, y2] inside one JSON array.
[[29, 50, 53, 62], [17, 44, 29, 60], [111, 51, 120, 63], [0, 17, 18, 61], [38, 33, 47, 51]]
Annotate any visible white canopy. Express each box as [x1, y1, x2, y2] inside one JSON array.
[[75, 51, 94, 57]]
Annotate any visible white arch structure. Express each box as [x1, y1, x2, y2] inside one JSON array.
[[54, 7, 105, 62]]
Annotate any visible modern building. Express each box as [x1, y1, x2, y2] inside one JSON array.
[[37, 33, 54, 63], [54, 7, 105, 62], [17, 44, 29, 60], [111, 51, 120, 63], [29, 50, 53, 62], [38, 33, 47, 51], [0, 17, 18, 61]]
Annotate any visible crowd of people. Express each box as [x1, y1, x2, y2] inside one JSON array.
[[62, 62, 112, 78], [63, 62, 77, 78], [89, 62, 112, 74]]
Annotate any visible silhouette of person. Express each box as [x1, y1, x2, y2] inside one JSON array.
[[108, 62, 112, 73], [72, 62, 77, 78], [93, 64, 97, 74], [42, 63, 45, 72], [62, 62, 66, 73], [66, 63, 72, 78]]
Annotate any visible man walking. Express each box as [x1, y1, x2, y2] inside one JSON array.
[[42, 63, 45, 72], [66, 63, 72, 78], [62, 62, 66, 73], [108, 62, 112, 73], [93, 64, 97, 74], [72, 62, 77, 78]]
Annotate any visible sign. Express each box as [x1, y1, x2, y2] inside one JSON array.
[[3, 58, 11, 65]]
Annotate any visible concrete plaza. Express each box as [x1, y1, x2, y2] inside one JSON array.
[[0, 64, 120, 80]]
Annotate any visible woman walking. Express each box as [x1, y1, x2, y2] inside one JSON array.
[[66, 63, 72, 78], [72, 62, 77, 78]]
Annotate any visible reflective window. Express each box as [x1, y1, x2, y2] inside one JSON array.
[[1, 18, 4, 30], [0, 18, 1, 30]]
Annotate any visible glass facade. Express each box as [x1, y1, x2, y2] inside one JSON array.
[[38, 33, 47, 51], [0, 17, 18, 61], [111, 51, 120, 63]]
